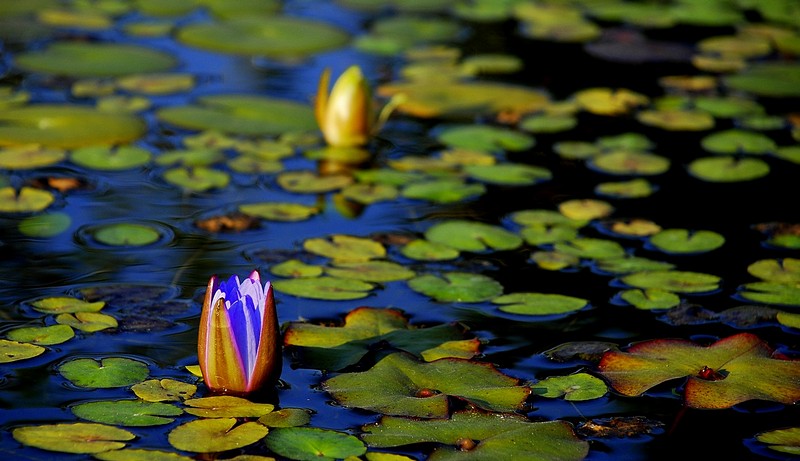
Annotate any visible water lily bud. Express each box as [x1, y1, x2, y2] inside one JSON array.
[[315, 65, 374, 148]]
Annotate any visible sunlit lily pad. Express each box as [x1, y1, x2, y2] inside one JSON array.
[[12, 423, 135, 454], [589, 150, 670, 175], [14, 42, 176, 77], [700, 129, 776, 154], [435, 124, 535, 152], [362, 411, 588, 460], [273, 277, 374, 300], [520, 113, 577, 133], [355, 168, 427, 186], [573, 87, 649, 116], [70, 145, 152, 170], [0, 144, 65, 169], [239, 202, 320, 222], [400, 239, 460, 261], [492, 292, 588, 316], [265, 427, 366, 461], [600, 218, 662, 237], [0, 339, 45, 363], [621, 270, 721, 294], [510, 209, 587, 228], [533, 373, 607, 401], [755, 427, 800, 456], [637, 109, 714, 131], [303, 235, 385, 262], [168, 418, 268, 453], [72, 400, 182, 426], [93, 448, 194, 461], [530, 250, 581, 271], [270, 260, 324, 278], [401, 179, 486, 203], [594, 257, 675, 275], [0, 186, 54, 213], [738, 282, 800, 306], [425, 220, 522, 252], [688, 156, 770, 182], [30, 296, 105, 314], [747, 258, 800, 284], [163, 167, 230, 192], [116, 73, 195, 95], [59, 357, 149, 388], [408, 272, 503, 303], [325, 260, 415, 282], [0, 105, 145, 148], [277, 171, 352, 193], [341, 183, 399, 205], [177, 16, 348, 58], [6, 324, 74, 345], [619, 288, 681, 310], [55, 312, 118, 332], [157, 95, 316, 136], [778, 312, 800, 330], [648, 229, 725, 254], [520, 224, 578, 246], [259, 408, 312, 428], [183, 396, 274, 418], [324, 352, 529, 418], [694, 96, 764, 119], [558, 199, 614, 220], [595, 178, 656, 198], [132, 379, 196, 402], [464, 163, 552, 186]]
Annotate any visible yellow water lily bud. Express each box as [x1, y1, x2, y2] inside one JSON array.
[[315, 65, 374, 148]]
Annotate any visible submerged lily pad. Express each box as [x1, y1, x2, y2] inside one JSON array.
[[425, 220, 522, 252], [13, 423, 135, 454], [177, 16, 348, 58], [408, 272, 503, 303], [72, 400, 182, 426], [59, 357, 149, 388], [14, 42, 176, 77], [168, 418, 268, 453], [323, 352, 530, 418], [265, 427, 366, 461]]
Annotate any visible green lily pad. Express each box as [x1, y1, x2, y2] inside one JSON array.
[[71, 400, 182, 426], [724, 62, 800, 97], [271, 260, 324, 278], [519, 113, 577, 133], [588, 150, 670, 175], [599, 333, 800, 409], [401, 179, 486, 203], [227, 155, 282, 174], [323, 352, 530, 418], [14, 42, 175, 77], [558, 199, 614, 220], [55, 312, 116, 332], [554, 140, 601, 159], [755, 427, 800, 456], [131, 379, 197, 402], [273, 277, 374, 300], [258, 408, 312, 428], [693, 96, 764, 118], [354, 168, 427, 186], [520, 224, 578, 245], [408, 272, 503, 303], [777, 311, 800, 330], [530, 250, 581, 271], [239, 202, 320, 222], [648, 229, 725, 254], [688, 156, 770, 182], [574, 87, 648, 115], [0, 105, 145, 148], [596, 132, 654, 150], [595, 256, 675, 275], [621, 270, 721, 294], [163, 167, 230, 192], [0, 339, 45, 363], [595, 178, 656, 198], [747, 258, 800, 283], [183, 396, 274, 418], [362, 411, 588, 460], [30, 296, 105, 314], [356, 15, 461, 55], [0, 186, 52, 213], [533, 373, 607, 401], [277, 171, 352, 193], [325, 260, 415, 282], [93, 448, 194, 461], [637, 109, 715, 131], [553, 237, 626, 260], [284, 307, 479, 370], [464, 163, 552, 185], [0, 144, 65, 169], [738, 282, 800, 306], [264, 427, 366, 461], [168, 418, 268, 453], [157, 95, 316, 136], [304, 235, 385, 262], [700, 129, 776, 154], [400, 239, 460, 261], [492, 292, 588, 316], [12, 423, 135, 454], [510, 209, 587, 228], [18, 212, 71, 237], [116, 73, 195, 95], [59, 357, 149, 388], [6, 324, 74, 345], [177, 16, 348, 58], [70, 145, 152, 170], [775, 146, 800, 164], [92, 223, 162, 246], [619, 288, 681, 310], [341, 183, 399, 204], [435, 124, 535, 152], [425, 220, 522, 252]]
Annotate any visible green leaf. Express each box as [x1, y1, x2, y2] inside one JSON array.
[[55, 312, 118, 332], [341, 183, 399, 204], [0, 186, 55, 213], [14, 42, 175, 77], [303, 235, 385, 262], [747, 258, 800, 283], [258, 408, 312, 428], [408, 272, 503, 303], [30, 296, 105, 314], [595, 178, 656, 198], [400, 239, 460, 261], [777, 311, 800, 330], [277, 171, 352, 194], [492, 292, 588, 316], [273, 277, 374, 300], [553, 237, 626, 260], [598, 333, 800, 409], [325, 260, 415, 282], [323, 352, 530, 418], [755, 427, 800, 456], [163, 167, 230, 192], [183, 395, 274, 418], [533, 373, 607, 401], [435, 124, 535, 152], [464, 163, 552, 186], [619, 289, 681, 310], [594, 256, 675, 275], [6, 324, 74, 345], [688, 156, 770, 182], [70, 145, 152, 170], [558, 199, 614, 220], [71, 400, 182, 426], [621, 270, 721, 294], [92, 223, 162, 246], [0, 339, 45, 363], [362, 411, 589, 460], [738, 282, 800, 306], [59, 357, 149, 388], [18, 212, 71, 237], [239, 202, 320, 222], [12, 423, 135, 454], [265, 427, 366, 461], [131, 378, 196, 402], [94, 448, 195, 461], [425, 220, 522, 252], [167, 418, 268, 453], [589, 151, 670, 175], [401, 179, 486, 204], [648, 229, 725, 254], [636, 109, 715, 131], [270, 259, 324, 278], [700, 129, 776, 154], [0, 144, 66, 169]]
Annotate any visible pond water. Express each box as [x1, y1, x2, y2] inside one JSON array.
[[1, 1, 799, 460]]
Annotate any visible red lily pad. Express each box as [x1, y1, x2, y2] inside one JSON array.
[[323, 352, 530, 418], [598, 333, 800, 409]]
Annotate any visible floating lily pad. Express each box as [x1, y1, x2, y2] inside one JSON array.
[[574, 87, 649, 115], [17, 212, 66, 234], [688, 156, 770, 182], [0, 339, 45, 363], [520, 113, 577, 133], [533, 373, 607, 401], [72, 400, 182, 426], [530, 250, 581, 271], [6, 324, 74, 345], [157, 95, 316, 136], [132, 379, 196, 402], [520, 224, 578, 246], [619, 288, 681, 310], [621, 270, 721, 294], [277, 171, 352, 194], [595, 178, 656, 198], [304, 235, 385, 262], [355, 169, 427, 186], [700, 129, 776, 154], [356, 15, 462, 55], [694, 96, 764, 119], [30, 296, 105, 314], [755, 427, 800, 456], [183, 396, 274, 418], [13, 423, 135, 454], [408, 272, 503, 303], [0, 105, 145, 148], [258, 408, 312, 428], [589, 151, 670, 175], [91, 223, 163, 246], [177, 16, 348, 58], [724, 63, 800, 97], [325, 260, 415, 282], [0, 144, 65, 169], [738, 282, 800, 306], [163, 167, 230, 192], [93, 448, 194, 461], [464, 163, 552, 185], [747, 258, 800, 283], [492, 292, 588, 316], [157, 149, 224, 167], [272, 277, 374, 300], [362, 411, 588, 460], [168, 418, 268, 453], [401, 179, 486, 203], [55, 312, 118, 332], [264, 427, 366, 461], [15, 42, 175, 77], [558, 199, 614, 220], [594, 257, 675, 275], [511, 209, 587, 228], [777, 311, 800, 330], [637, 109, 715, 131], [400, 239, 460, 261], [435, 124, 535, 152], [59, 357, 149, 388], [553, 238, 626, 260], [341, 183, 399, 204], [648, 229, 725, 254], [271, 260, 324, 278], [70, 145, 152, 170], [425, 220, 522, 252], [323, 352, 529, 418], [239, 202, 320, 222], [116, 73, 195, 95]]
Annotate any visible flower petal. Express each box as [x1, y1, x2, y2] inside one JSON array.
[[198, 281, 247, 393], [246, 281, 281, 393]]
